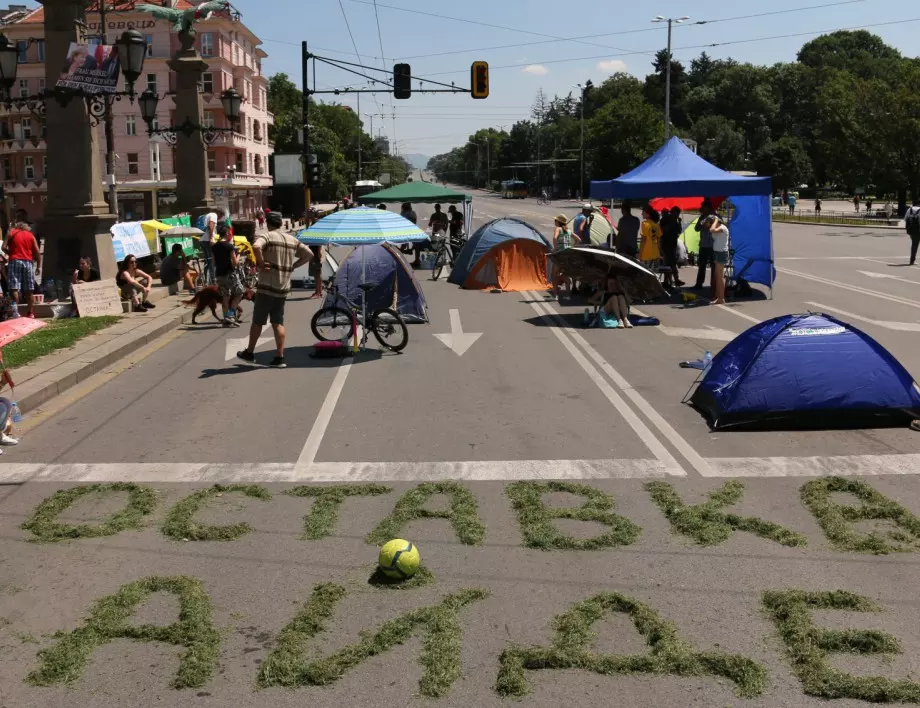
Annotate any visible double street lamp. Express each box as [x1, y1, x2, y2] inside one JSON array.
[[651, 15, 690, 141], [138, 86, 243, 146]]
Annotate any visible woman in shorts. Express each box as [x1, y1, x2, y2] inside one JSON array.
[[708, 215, 730, 305]]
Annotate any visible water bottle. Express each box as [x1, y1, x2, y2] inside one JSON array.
[[10, 402, 22, 423], [703, 351, 713, 373]]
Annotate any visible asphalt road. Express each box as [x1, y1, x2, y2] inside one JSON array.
[[2, 191, 920, 707]]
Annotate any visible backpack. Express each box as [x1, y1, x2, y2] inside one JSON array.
[[195, 214, 209, 231], [906, 207, 920, 236]]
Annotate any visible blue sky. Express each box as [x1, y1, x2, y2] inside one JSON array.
[[97, 1, 920, 157]]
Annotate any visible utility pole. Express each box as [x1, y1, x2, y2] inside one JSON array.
[[97, 1, 118, 220], [356, 93, 362, 180], [576, 83, 585, 200], [652, 15, 689, 141], [301, 41, 311, 210]]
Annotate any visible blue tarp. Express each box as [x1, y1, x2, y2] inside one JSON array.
[[324, 243, 428, 323], [729, 195, 775, 289], [590, 138, 772, 199], [448, 217, 551, 286], [690, 313, 920, 429]]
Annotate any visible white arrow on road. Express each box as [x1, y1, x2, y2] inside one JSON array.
[[433, 309, 482, 356], [858, 270, 919, 285], [805, 302, 920, 332], [225, 336, 273, 361], [658, 325, 737, 342]]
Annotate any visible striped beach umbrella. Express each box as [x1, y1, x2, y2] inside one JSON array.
[[296, 206, 429, 246]]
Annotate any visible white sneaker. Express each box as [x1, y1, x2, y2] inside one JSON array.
[[1, 433, 18, 445]]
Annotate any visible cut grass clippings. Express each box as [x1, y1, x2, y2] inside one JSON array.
[[496, 591, 766, 698], [257, 582, 489, 697], [2, 315, 120, 370], [21, 483, 157, 542], [762, 589, 920, 702], [368, 565, 435, 590], [646, 480, 807, 547], [365, 482, 486, 546], [800, 476, 920, 554], [161, 484, 271, 541], [506, 481, 640, 550], [28, 576, 219, 689], [284, 484, 391, 540]]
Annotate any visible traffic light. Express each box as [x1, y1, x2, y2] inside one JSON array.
[[309, 163, 321, 185], [394, 63, 412, 99], [471, 61, 489, 99]]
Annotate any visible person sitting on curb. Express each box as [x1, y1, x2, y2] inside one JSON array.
[[116, 254, 155, 312], [158, 245, 195, 295]]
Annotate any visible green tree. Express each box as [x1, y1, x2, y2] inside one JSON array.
[[587, 88, 663, 179], [267, 72, 302, 153], [644, 49, 689, 129], [754, 136, 812, 189], [691, 116, 746, 170]]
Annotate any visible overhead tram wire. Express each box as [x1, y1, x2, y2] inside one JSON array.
[[370, 0, 397, 152], [337, 0, 384, 114]]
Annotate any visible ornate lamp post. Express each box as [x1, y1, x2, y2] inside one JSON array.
[[139, 87, 242, 145]]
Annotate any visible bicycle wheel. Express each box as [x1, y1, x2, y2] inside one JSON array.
[[431, 247, 446, 281], [371, 308, 408, 352], [311, 306, 355, 342]]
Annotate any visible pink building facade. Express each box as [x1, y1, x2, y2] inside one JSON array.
[[0, 1, 273, 222]]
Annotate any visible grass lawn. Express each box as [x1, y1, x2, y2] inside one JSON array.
[[772, 213, 898, 227], [2, 316, 120, 370]]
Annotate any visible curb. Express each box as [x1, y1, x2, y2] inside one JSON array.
[[773, 218, 903, 231], [16, 308, 193, 414]]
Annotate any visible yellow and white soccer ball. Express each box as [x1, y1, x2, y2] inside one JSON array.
[[378, 538, 421, 579]]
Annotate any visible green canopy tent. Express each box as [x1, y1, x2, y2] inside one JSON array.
[[356, 181, 473, 231]]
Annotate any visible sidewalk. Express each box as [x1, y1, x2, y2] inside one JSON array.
[[11, 286, 194, 413]]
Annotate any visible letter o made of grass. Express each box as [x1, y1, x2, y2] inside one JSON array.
[[21, 483, 157, 542]]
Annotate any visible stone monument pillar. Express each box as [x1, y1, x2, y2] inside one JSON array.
[[169, 30, 212, 218], [39, 0, 117, 280]]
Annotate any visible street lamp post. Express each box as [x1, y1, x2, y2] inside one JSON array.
[[651, 14, 689, 141], [575, 83, 586, 200]]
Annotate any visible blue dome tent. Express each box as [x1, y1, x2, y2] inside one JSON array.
[[324, 243, 428, 323], [448, 217, 552, 291], [690, 313, 920, 430]]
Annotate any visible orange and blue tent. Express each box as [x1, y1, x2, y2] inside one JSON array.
[[448, 218, 551, 291]]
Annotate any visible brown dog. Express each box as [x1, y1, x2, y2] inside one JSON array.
[[182, 285, 254, 324]]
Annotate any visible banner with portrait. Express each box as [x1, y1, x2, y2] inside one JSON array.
[[55, 42, 120, 94]]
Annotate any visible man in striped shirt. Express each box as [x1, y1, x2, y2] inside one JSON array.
[[237, 212, 312, 369]]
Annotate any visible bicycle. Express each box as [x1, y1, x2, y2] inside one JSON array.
[[537, 194, 551, 206], [430, 231, 465, 281], [310, 278, 408, 352]]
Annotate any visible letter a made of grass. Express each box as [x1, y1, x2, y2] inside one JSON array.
[[21, 483, 157, 542], [496, 591, 766, 698], [800, 476, 920, 554], [257, 582, 489, 698], [505, 481, 640, 550], [365, 481, 486, 546], [27, 576, 219, 690], [763, 589, 920, 702], [646, 480, 806, 547], [284, 484, 391, 540]]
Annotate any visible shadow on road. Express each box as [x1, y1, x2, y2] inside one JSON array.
[[198, 346, 385, 378]]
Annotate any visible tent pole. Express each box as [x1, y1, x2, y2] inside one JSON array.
[[769, 194, 775, 300]]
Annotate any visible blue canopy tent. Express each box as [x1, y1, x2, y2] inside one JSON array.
[[590, 138, 775, 294]]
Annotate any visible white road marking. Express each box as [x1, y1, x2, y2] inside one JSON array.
[[294, 361, 352, 474], [804, 301, 920, 332], [777, 267, 920, 310], [716, 304, 761, 325], [658, 325, 737, 342], [433, 308, 482, 356], [858, 269, 920, 285], [526, 295, 685, 476], [224, 336, 272, 361], [705, 454, 920, 478], [776, 256, 901, 261], [540, 302, 714, 478]]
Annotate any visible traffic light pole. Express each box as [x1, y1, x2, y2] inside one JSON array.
[[301, 41, 312, 213]]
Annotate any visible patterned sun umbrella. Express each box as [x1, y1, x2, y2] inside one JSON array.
[[296, 206, 429, 246]]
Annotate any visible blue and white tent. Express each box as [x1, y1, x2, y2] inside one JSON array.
[[690, 313, 920, 429]]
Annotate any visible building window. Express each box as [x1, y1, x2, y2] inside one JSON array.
[[37, 78, 45, 94], [42, 155, 46, 177], [207, 150, 216, 173], [150, 115, 159, 132], [255, 154, 262, 174], [253, 120, 261, 141], [233, 44, 238, 64], [201, 32, 214, 57], [39, 118, 46, 138], [1, 157, 10, 179], [20, 118, 31, 138], [18, 79, 27, 98], [202, 110, 215, 128], [16, 40, 26, 63], [235, 152, 243, 171], [146, 73, 157, 93], [127, 153, 139, 175], [201, 72, 213, 93], [144, 34, 153, 58], [36, 40, 44, 62], [126, 115, 136, 136], [24, 156, 34, 180]]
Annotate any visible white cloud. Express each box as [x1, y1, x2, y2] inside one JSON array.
[[596, 59, 628, 73], [522, 64, 549, 75]]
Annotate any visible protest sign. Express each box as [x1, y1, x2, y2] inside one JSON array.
[[163, 236, 197, 257], [72, 279, 122, 317], [111, 222, 151, 262], [56, 43, 120, 94]]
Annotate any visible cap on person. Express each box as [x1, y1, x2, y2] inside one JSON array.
[[266, 211, 283, 228], [582, 203, 594, 211]]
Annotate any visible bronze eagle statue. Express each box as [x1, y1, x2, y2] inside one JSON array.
[[135, 1, 231, 34]]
